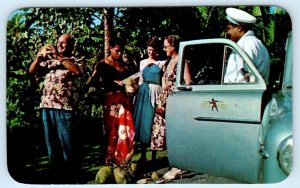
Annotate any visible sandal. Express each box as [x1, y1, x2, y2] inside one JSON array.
[[136, 178, 152, 184], [162, 167, 183, 180]]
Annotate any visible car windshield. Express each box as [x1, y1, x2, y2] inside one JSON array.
[[283, 31, 292, 89]]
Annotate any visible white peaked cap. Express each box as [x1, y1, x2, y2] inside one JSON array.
[[226, 8, 257, 25]]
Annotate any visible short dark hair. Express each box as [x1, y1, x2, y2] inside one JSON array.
[[239, 24, 252, 32], [110, 37, 125, 48], [147, 36, 160, 49]]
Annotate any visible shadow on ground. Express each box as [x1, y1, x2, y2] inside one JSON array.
[[7, 118, 169, 184], [8, 117, 103, 184]]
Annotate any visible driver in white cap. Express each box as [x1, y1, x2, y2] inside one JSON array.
[[224, 7, 270, 84]]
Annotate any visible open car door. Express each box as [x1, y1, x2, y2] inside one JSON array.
[[166, 39, 266, 183]]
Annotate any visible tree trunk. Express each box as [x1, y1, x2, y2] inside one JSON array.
[[103, 8, 114, 58]]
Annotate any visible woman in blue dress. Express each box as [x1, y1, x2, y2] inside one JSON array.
[[133, 37, 165, 162]]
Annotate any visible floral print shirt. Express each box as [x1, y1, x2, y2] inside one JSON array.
[[39, 57, 82, 111]]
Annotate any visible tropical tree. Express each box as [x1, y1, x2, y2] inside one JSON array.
[[7, 10, 38, 128], [6, 6, 292, 184], [103, 8, 114, 57], [7, 6, 291, 130]]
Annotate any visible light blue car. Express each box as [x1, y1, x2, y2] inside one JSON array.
[[166, 31, 292, 183]]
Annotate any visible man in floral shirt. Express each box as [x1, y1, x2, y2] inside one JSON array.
[[29, 33, 81, 183]]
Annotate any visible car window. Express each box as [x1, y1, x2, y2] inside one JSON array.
[[181, 43, 256, 85]]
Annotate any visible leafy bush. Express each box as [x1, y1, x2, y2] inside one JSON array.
[[6, 7, 291, 130]]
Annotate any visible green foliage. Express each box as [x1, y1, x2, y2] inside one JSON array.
[[7, 8, 103, 129], [6, 6, 292, 130], [7, 11, 38, 128]]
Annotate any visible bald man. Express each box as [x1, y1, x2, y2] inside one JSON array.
[[29, 33, 82, 183]]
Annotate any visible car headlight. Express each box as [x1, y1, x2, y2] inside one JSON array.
[[277, 135, 293, 175]]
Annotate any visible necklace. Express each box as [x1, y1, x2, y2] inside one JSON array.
[[168, 56, 178, 70]]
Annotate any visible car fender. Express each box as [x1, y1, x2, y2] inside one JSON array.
[[262, 91, 292, 183]]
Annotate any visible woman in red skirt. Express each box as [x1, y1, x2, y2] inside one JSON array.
[[88, 38, 135, 165]]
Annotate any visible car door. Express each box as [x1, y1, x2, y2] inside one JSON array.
[[166, 39, 266, 183]]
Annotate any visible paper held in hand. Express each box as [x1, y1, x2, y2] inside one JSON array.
[[122, 71, 142, 84]]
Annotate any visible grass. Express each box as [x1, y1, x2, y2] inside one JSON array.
[[7, 124, 169, 184]]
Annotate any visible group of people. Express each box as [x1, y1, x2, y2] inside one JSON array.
[[28, 7, 270, 184], [133, 35, 192, 163]]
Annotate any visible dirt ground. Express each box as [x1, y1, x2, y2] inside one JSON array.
[[7, 124, 241, 185]]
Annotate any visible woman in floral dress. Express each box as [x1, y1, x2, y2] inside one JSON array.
[[151, 35, 191, 152]]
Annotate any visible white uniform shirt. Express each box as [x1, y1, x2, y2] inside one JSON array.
[[224, 30, 270, 84]]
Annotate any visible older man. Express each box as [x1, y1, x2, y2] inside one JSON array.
[[29, 33, 81, 183], [224, 8, 270, 84]]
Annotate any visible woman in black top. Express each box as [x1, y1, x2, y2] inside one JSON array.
[[87, 39, 135, 166]]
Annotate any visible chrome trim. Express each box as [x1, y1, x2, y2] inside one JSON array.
[[194, 116, 259, 124]]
